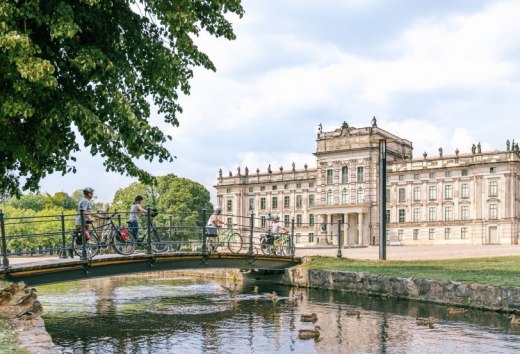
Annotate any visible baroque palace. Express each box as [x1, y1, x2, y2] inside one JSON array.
[[214, 118, 520, 247]]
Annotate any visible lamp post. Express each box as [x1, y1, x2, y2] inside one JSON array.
[[379, 139, 387, 260]]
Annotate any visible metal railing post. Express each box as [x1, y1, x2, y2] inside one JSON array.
[[0, 210, 9, 268], [248, 212, 254, 256], [202, 209, 207, 253], [117, 212, 121, 227], [80, 209, 87, 260], [290, 217, 295, 257], [337, 220, 342, 258], [60, 212, 67, 259], [146, 208, 152, 254]]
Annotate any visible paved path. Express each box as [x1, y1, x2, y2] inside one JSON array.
[[296, 244, 520, 260]]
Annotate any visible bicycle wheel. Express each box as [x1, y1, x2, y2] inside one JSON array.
[[227, 232, 243, 253], [150, 228, 168, 253], [72, 232, 100, 259], [111, 229, 136, 256], [280, 239, 295, 256]]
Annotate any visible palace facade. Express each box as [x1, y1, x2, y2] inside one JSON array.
[[214, 120, 520, 247]]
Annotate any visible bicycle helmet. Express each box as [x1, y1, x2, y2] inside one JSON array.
[[135, 194, 144, 202], [215, 206, 222, 213], [83, 187, 94, 195]]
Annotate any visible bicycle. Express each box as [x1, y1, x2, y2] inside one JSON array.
[[206, 224, 243, 254], [71, 213, 136, 259], [260, 232, 294, 256], [135, 211, 170, 253]]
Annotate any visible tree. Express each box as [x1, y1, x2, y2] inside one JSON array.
[[0, 0, 244, 196], [112, 174, 212, 217], [3, 193, 46, 211]]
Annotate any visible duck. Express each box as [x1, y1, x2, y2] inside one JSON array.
[[263, 291, 279, 301], [0, 290, 13, 307], [16, 300, 43, 325], [252, 286, 259, 294], [345, 310, 361, 317], [301, 313, 318, 322], [15, 288, 38, 308], [509, 314, 520, 325], [220, 284, 239, 298], [416, 316, 437, 326], [447, 308, 467, 315], [298, 325, 321, 340]]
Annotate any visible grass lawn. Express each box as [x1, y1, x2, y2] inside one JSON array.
[[305, 256, 520, 286]]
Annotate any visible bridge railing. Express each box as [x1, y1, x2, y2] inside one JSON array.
[[0, 208, 298, 267]]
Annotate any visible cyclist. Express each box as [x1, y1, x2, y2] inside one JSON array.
[[271, 215, 289, 235], [73, 187, 95, 245], [206, 206, 224, 236], [128, 194, 146, 241]]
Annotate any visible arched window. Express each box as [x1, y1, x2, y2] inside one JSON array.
[[341, 188, 348, 204], [327, 190, 333, 205], [357, 188, 364, 203]]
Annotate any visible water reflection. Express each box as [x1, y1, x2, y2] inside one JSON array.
[[39, 274, 520, 354]]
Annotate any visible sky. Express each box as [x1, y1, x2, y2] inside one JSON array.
[[39, 0, 520, 203]]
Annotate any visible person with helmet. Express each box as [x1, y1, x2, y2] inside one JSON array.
[[75, 187, 95, 227], [271, 215, 289, 235], [206, 206, 225, 237], [128, 194, 146, 241]]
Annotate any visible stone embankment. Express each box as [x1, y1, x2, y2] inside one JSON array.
[[282, 267, 520, 313]]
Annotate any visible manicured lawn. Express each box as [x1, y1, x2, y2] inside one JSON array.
[[305, 256, 520, 286]]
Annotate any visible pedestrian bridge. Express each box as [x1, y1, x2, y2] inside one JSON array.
[[0, 252, 302, 286]]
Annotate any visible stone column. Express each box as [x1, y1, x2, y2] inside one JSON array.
[[344, 212, 350, 247], [358, 213, 364, 245]]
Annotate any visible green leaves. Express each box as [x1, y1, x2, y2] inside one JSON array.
[[0, 0, 244, 197]]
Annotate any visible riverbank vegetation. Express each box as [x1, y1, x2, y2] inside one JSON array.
[[306, 256, 520, 286]]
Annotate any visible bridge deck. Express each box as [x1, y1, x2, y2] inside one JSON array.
[[0, 253, 301, 286]]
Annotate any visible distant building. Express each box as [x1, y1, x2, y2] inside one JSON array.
[[215, 120, 520, 247]]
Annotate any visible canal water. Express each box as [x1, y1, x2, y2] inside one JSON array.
[[39, 273, 520, 353]]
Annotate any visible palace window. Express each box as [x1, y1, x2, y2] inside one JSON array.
[[284, 196, 290, 208], [341, 188, 349, 204], [309, 182, 314, 188], [398, 209, 406, 223], [398, 188, 406, 202], [309, 194, 315, 206], [461, 183, 469, 198], [429, 228, 435, 240], [296, 183, 301, 189], [248, 198, 254, 210], [342, 166, 349, 183], [327, 190, 333, 205], [428, 207, 436, 222], [272, 197, 278, 209], [357, 189, 364, 203], [398, 229, 404, 241], [309, 214, 314, 226], [413, 208, 421, 223], [260, 198, 266, 210], [413, 187, 421, 201], [444, 206, 453, 221], [428, 186, 437, 200], [445, 228, 451, 239], [489, 204, 498, 219], [385, 210, 390, 224], [296, 195, 302, 208], [399, 175, 405, 181], [308, 233, 314, 243], [226, 188, 231, 193], [489, 181, 498, 197], [296, 214, 302, 227], [260, 186, 265, 191], [326, 169, 333, 184], [386, 188, 390, 203], [445, 171, 452, 178], [429, 173, 436, 179], [461, 169, 468, 176], [461, 227, 468, 239], [284, 215, 290, 227], [357, 167, 364, 182], [227, 200, 233, 212], [272, 185, 277, 190], [413, 229, 419, 240], [460, 205, 469, 220], [414, 173, 420, 180], [490, 167, 497, 173], [249, 187, 254, 192], [444, 185, 453, 199], [261, 216, 266, 228]]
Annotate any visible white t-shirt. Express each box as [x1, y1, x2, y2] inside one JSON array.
[[207, 214, 221, 226]]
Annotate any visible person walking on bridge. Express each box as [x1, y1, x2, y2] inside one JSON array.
[[128, 195, 146, 241]]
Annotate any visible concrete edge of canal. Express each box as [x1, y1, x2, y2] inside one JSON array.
[[5, 263, 520, 352]]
